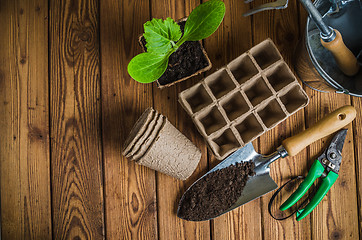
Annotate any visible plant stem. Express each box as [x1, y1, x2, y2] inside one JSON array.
[[176, 36, 187, 48], [171, 40, 178, 50], [166, 49, 176, 58]]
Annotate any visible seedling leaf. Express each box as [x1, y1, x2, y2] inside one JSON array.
[[127, 0, 225, 84], [182, 0, 225, 42], [128, 52, 169, 83], [144, 18, 182, 54]]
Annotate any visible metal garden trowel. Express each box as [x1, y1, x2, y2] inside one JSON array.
[[177, 105, 356, 221]]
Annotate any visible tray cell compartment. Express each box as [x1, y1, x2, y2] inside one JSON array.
[[205, 68, 236, 99], [228, 54, 259, 84], [279, 85, 309, 114], [257, 99, 287, 128], [265, 62, 295, 92], [211, 129, 240, 158], [178, 39, 310, 160], [244, 77, 273, 107], [250, 40, 281, 69], [235, 114, 264, 143], [180, 83, 213, 114], [220, 92, 250, 122], [196, 106, 227, 136]]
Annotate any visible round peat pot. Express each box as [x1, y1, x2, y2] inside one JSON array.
[[295, 0, 362, 97]]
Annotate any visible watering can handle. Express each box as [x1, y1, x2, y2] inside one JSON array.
[[321, 30, 360, 76], [282, 105, 356, 156]]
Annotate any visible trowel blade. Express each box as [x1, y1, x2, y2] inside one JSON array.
[[177, 143, 279, 221], [226, 170, 278, 211], [208, 143, 261, 173]]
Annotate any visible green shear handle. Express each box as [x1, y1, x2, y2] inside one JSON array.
[[279, 128, 348, 221], [280, 160, 338, 221]]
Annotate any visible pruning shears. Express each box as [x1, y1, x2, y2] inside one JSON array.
[[279, 129, 347, 221]]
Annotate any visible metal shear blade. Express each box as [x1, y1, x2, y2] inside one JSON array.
[[243, 0, 289, 17], [279, 129, 347, 221], [318, 128, 347, 174]]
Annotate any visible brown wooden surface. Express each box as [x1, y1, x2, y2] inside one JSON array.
[[0, 0, 52, 239], [0, 0, 361, 239]]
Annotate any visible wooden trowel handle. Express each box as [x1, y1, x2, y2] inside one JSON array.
[[282, 105, 356, 157], [321, 30, 360, 76]]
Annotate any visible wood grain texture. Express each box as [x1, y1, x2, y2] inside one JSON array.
[[202, 1, 263, 239], [304, 92, 359, 240], [149, 1, 210, 239], [251, 1, 312, 239], [0, 0, 361, 239], [99, 0, 158, 239], [0, 0, 52, 238], [351, 97, 362, 237], [49, 0, 105, 238]]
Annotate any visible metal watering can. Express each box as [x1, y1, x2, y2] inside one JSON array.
[[295, 0, 362, 96], [243, 0, 362, 96]]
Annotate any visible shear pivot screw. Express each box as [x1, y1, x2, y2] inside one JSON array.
[[329, 152, 337, 159]]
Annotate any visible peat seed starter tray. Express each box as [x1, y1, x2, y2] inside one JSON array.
[[179, 39, 309, 160]]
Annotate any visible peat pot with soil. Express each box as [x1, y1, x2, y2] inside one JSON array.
[[127, 0, 226, 88]]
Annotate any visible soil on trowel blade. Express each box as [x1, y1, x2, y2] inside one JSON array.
[[140, 21, 209, 87], [178, 161, 255, 221]]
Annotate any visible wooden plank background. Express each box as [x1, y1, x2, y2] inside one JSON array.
[[0, 0, 361, 239]]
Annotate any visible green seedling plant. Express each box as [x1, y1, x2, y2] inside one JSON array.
[[128, 0, 226, 83]]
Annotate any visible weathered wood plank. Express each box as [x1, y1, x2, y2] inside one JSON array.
[[99, 0, 158, 239], [149, 1, 210, 239], [0, 0, 52, 238], [351, 97, 362, 238], [304, 92, 359, 240], [251, 1, 312, 239], [202, 0, 263, 239], [49, 0, 105, 238]]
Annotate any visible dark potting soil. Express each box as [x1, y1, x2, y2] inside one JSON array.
[[177, 161, 255, 221], [140, 21, 210, 87]]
